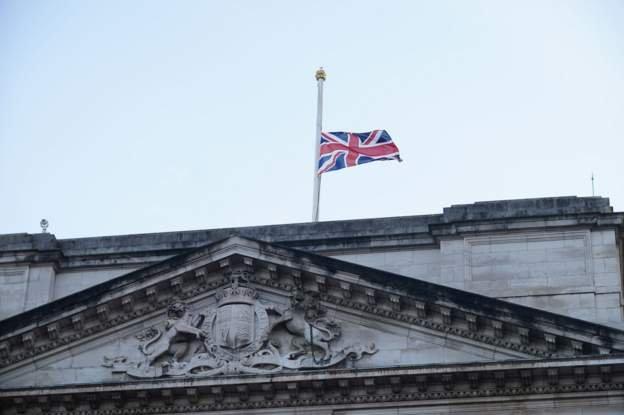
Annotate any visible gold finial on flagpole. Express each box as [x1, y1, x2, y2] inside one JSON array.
[[315, 67, 326, 81], [312, 67, 325, 222]]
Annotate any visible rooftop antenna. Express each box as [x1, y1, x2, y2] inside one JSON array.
[[591, 172, 595, 196], [40, 219, 49, 233]]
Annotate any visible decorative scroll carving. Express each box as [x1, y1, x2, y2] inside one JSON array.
[[104, 270, 376, 378]]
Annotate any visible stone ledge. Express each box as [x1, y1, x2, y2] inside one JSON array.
[[0, 197, 619, 265], [1, 355, 623, 415], [2, 355, 623, 395], [443, 196, 612, 222]]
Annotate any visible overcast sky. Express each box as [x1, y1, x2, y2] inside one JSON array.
[[1, 1, 623, 239]]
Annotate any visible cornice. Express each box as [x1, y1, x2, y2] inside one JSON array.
[[2, 356, 624, 414], [2, 197, 621, 267]]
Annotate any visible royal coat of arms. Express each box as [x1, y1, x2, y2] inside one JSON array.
[[105, 270, 377, 378]]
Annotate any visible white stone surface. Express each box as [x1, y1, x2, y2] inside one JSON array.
[[333, 229, 623, 328], [54, 267, 140, 299], [24, 266, 55, 310], [333, 249, 441, 281], [0, 265, 55, 320], [1, 227, 621, 327], [0, 267, 28, 320]]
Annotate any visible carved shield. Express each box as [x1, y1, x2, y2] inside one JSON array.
[[214, 303, 254, 350]]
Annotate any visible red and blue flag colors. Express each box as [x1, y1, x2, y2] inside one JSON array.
[[317, 130, 401, 175]]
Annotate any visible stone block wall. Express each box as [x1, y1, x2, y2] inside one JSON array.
[[333, 228, 623, 327], [0, 267, 29, 319], [333, 249, 441, 281], [0, 265, 55, 320], [54, 267, 141, 299], [1, 197, 622, 326]]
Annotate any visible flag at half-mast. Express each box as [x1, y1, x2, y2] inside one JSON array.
[[317, 129, 402, 174]]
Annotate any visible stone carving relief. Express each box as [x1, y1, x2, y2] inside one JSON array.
[[104, 270, 376, 378]]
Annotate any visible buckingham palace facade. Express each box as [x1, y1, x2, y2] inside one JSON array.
[[1, 196, 623, 414]]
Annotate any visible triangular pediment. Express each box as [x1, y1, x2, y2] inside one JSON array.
[[1, 236, 624, 390], [0, 291, 523, 389]]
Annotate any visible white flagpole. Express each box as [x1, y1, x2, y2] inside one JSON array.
[[312, 67, 326, 222]]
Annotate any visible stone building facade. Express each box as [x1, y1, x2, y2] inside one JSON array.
[[0, 196, 623, 414]]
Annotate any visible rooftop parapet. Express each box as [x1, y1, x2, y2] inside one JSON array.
[[443, 196, 612, 222], [0, 196, 618, 257]]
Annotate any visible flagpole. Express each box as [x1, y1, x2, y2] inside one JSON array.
[[312, 67, 326, 222]]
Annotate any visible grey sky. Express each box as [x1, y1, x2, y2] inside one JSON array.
[[1, 1, 623, 238]]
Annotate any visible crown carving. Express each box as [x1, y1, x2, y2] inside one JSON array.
[[215, 270, 257, 306]]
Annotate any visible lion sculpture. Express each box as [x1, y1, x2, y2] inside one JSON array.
[[281, 291, 341, 362], [140, 301, 206, 366]]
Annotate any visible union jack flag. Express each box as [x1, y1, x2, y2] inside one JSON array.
[[318, 130, 401, 174]]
